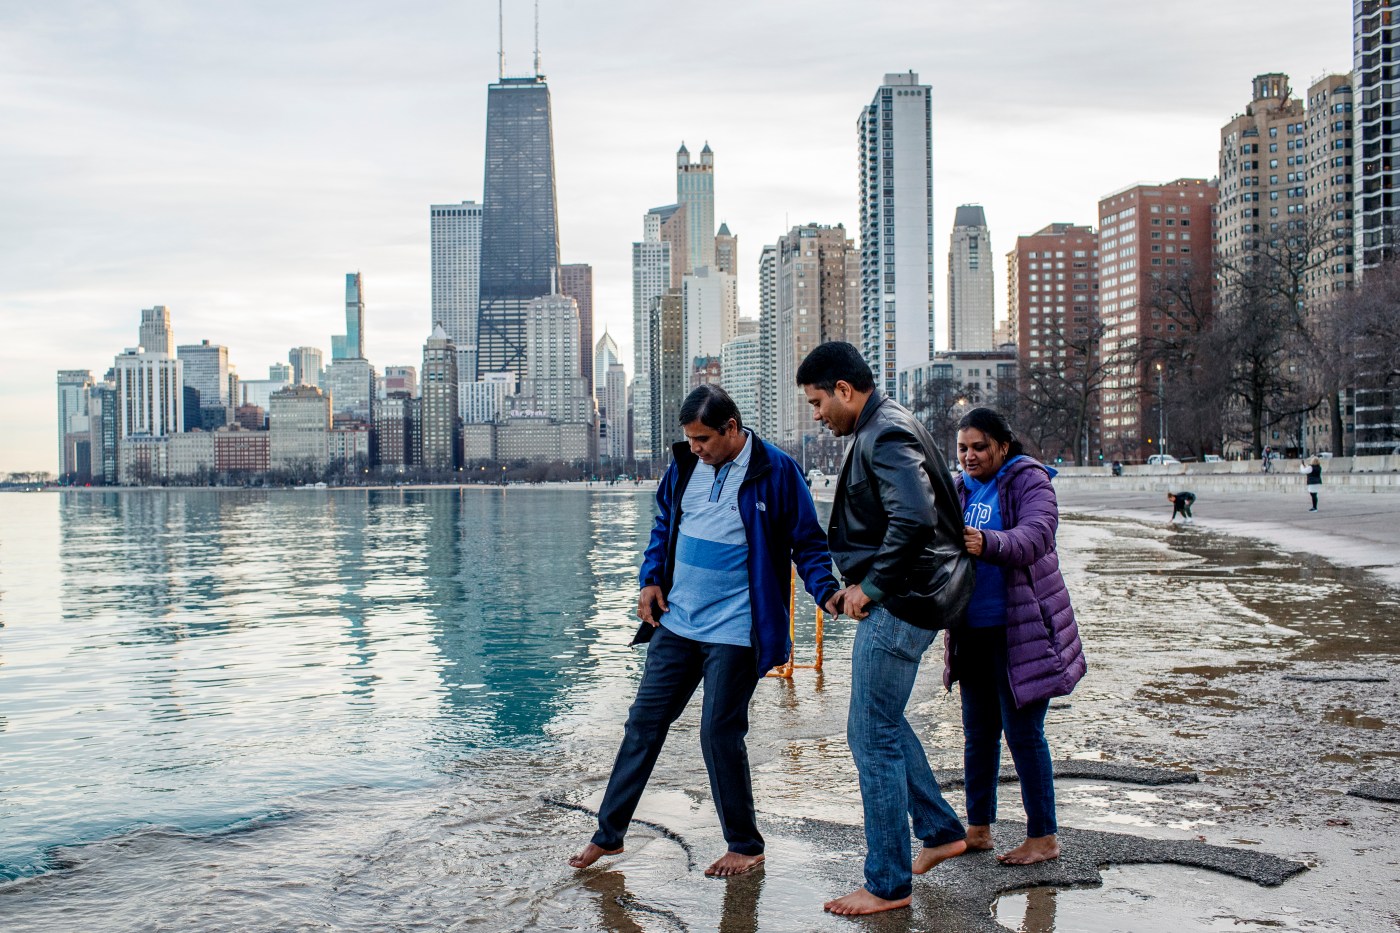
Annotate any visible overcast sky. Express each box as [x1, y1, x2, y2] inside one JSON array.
[[0, 0, 1351, 472]]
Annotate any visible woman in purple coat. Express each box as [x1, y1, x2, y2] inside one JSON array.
[[945, 408, 1086, 865]]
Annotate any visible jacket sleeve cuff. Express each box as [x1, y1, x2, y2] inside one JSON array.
[[860, 579, 886, 603]]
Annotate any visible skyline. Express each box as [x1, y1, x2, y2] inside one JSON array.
[[0, 0, 1350, 471]]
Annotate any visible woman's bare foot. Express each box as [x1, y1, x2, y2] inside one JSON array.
[[568, 842, 623, 869], [704, 851, 765, 877], [912, 838, 968, 874], [823, 888, 911, 915], [964, 825, 995, 851], [997, 834, 1060, 865]]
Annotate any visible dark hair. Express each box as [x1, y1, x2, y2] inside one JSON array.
[[795, 341, 875, 393], [679, 385, 742, 432], [957, 407, 1025, 458]]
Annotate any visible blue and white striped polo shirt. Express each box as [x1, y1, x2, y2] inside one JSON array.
[[663, 431, 754, 646]]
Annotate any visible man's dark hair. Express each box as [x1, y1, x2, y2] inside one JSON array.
[[957, 407, 1026, 458], [795, 341, 875, 393], [679, 384, 742, 432]]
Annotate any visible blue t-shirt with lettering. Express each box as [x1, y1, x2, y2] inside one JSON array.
[[963, 456, 1027, 628]]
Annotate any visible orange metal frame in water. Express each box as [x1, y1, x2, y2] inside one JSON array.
[[766, 568, 824, 678]]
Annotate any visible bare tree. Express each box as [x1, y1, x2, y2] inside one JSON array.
[[1322, 256, 1400, 452], [1013, 317, 1115, 465], [911, 376, 981, 460]]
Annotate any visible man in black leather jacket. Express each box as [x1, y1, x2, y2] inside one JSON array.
[[797, 341, 973, 917]]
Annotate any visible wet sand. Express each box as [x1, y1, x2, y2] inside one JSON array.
[[3, 502, 1398, 931]]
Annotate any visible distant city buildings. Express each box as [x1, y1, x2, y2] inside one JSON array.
[[859, 72, 935, 396], [430, 200, 482, 382], [947, 206, 995, 351], [332, 273, 366, 361], [288, 346, 323, 388]]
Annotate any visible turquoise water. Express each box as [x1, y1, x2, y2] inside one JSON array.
[[0, 488, 654, 879]]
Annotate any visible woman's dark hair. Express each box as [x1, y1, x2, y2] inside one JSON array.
[[795, 341, 875, 393], [679, 384, 742, 432], [957, 407, 1025, 458]]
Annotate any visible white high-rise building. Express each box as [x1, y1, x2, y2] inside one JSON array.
[[604, 363, 628, 462], [514, 294, 591, 424], [947, 205, 995, 351], [56, 370, 94, 477], [288, 346, 324, 387], [721, 331, 762, 429], [114, 348, 183, 439], [859, 72, 935, 395], [631, 207, 675, 461], [676, 143, 716, 273], [682, 266, 737, 376], [757, 244, 779, 439], [431, 201, 482, 384], [594, 330, 620, 409], [139, 306, 173, 355], [464, 373, 512, 424]]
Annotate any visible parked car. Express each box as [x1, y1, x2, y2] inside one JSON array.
[[1146, 454, 1181, 466], [1203, 454, 1223, 463]]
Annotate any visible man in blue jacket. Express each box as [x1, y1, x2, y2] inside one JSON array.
[[569, 385, 839, 877]]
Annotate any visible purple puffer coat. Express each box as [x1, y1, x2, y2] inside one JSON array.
[[943, 457, 1086, 708]]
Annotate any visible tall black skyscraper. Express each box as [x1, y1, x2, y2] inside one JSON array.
[[477, 75, 560, 385]]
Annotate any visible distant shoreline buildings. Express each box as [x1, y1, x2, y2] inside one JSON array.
[[51, 2, 1400, 481]]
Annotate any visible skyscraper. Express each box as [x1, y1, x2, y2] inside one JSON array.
[[631, 205, 681, 461], [288, 346, 324, 387], [1098, 180, 1216, 460], [773, 223, 860, 445], [947, 205, 995, 351], [594, 330, 619, 410], [1355, 0, 1394, 268], [714, 222, 738, 275], [139, 306, 172, 355], [560, 263, 594, 398], [479, 75, 560, 383], [420, 325, 459, 472], [682, 266, 737, 380], [859, 72, 935, 395], [514, 294, 590, 424], [332, 273, 366, 360], [114, 348, 184, 440], [757, 244, 778, 439], [56, 369, 94, 478], [177, 340, 232, 430], [430, 200, 482, 381], [721, 331, 762, 429], [604, 362, 628, 462], [676, 143, 716, 273]]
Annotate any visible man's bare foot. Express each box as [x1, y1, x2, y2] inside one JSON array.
[[823, 888, 911, 916], [568, 842, 623, 869], [912, 838, 968, 874], [965, 825, 995, 851], [997, 835, 1060, 865], [704, 851, 765, 877]]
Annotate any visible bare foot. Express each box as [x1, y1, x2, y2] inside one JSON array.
[[965, 825, 995, 851], [568, 842, 623, 869], [705, 851, 765, 877], [912, 838, 968, 874], [997, 835, 1060, 865], [823, 888, 911, 916]]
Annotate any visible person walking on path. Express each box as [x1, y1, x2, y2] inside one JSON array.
[[949, 408, 1087, 867], [1167, 491, 1196, 523], [1303, 456, 1323, 511], [797, 342, 974, 917], [568, 386, 839, 877]]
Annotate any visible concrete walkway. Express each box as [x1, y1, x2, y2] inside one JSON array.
[[1055, 483, 1400, 588]]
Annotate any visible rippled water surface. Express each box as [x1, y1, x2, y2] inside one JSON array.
[[2, 488, 1397, 933], [0, 488, 654, 879]]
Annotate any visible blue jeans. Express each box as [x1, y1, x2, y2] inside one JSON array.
[[957, 626, 1056, 837], [849, 606, 966, 901], [592, 624, 764, 855]]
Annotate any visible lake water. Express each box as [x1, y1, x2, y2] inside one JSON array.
[[0, 488, 659, 880], [2, 487, 1397, 932]]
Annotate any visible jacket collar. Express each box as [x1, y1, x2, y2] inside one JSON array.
[[851, 389, 887, 436]]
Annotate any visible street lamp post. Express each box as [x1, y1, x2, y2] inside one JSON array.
[[1155, 363, 1166, 458]]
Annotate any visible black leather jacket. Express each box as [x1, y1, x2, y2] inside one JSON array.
[[828, 391, 972, 629]]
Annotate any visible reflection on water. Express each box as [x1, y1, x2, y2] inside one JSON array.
[[0, 489, 650, 878]]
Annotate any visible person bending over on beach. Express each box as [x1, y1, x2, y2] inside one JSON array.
[[951, 407, 1086, 867], [1167, 491, 1195, 523], [569, 385, 839, 878], [798, 342, 974, 916]]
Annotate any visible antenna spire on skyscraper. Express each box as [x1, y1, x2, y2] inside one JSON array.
[[533, 0, 541, 76], [497, 0, 505, 80]]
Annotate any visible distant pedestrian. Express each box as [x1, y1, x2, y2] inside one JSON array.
[[1111, 460, 1123, 477], [1303, 456, 1322, 511], [1167, 491, 1195, 523]]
